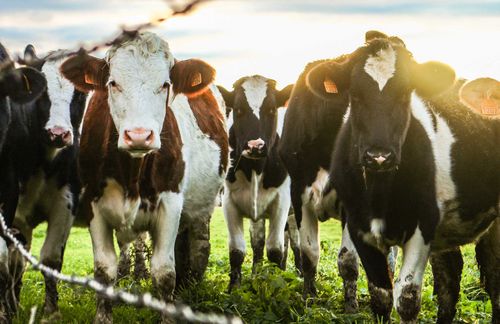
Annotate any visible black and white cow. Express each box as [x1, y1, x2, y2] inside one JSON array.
[[1, 45, 87, 318], [306, 33, 499, 323], [0, 42, 47, 320], [218, 75, 297, 290], [278, 32, 400, 311]]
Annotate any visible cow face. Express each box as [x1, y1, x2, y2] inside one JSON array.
[[61, 32, 216, 158], [0, 43, 46, 151], [218, 76, 292, 160], [307, 34, 455, 172], [22, 45, 87, 148], [459, 78, 500, 118]]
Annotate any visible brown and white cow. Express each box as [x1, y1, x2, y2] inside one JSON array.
[[61, 32, 228, 323]]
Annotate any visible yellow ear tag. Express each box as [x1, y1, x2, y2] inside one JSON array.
[[324, 78, 338, 94], [84, 73, 95, 86], [191, 72, 202, 87], [481, 98, 500, 116]]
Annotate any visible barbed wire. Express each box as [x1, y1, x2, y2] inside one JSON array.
[[0, 213, 241, 324], [0, 0, 210, 74]]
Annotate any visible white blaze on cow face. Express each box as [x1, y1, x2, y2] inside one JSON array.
[[241, 75, 268, 119], [42, 53, 75, 145], [106, 33, 174, 157], [364, 46, 397, 91]]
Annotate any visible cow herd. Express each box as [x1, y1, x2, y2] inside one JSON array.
[[0, 29, 499, 324]]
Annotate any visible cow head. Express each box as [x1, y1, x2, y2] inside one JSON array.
[[218, 75, 292, 161], [0, 43, 46, 151], [61, 32, 215, 158], [459, 78, 500, 118], [22, 45, 87, 148], [306, 31, 455, 172]]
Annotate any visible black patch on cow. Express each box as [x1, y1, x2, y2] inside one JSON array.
[[279, 56, 350, 227]]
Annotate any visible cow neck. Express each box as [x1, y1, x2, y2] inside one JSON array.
[[363, 169, 396, 220], [187, 89, 228, 174]]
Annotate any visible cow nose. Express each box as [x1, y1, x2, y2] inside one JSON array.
[[247, 138, 266, 156], [123, 128, 154, 149], [47, 126, 72, 147], [363, 149, 396, 171]]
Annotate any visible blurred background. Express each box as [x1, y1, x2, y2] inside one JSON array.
[[1, 0, 499, 88]]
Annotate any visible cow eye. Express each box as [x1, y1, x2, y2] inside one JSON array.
[[162, 81, 170, 90], [108, 80, 117, 87]]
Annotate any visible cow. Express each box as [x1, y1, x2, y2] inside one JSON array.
[[1, 45, 85, 319], [0, 42, 47, 321], [306, 31, 499, 323], [217, 75, 298, 290], [61, 31, 228, 323], [279, 31, 400, 312]]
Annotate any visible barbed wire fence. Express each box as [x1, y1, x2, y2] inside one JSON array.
[[0, 213, 241, 324], [1, 0, 208, 76], [1, 0, 242, 322]]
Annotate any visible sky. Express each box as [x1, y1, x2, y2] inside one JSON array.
[[1, 0, 500, 88]]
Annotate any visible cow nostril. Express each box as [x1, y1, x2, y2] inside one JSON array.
[[145, 131, 154, 145], [124, 131, 133, 145], [364, 149, 394, 167]]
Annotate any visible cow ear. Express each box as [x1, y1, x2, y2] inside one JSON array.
[[60, 52, 109, 93], [365, 30, 388, 42], [412, 61, 456, 98], [171, 59, 215, 97], [23, 44, 38, 63], [459, 78, 500, 118], [0, 66, 47, 103], [217, 85, 233, 107], [306, 61, 349, 100], [277, 84, 294, 107]]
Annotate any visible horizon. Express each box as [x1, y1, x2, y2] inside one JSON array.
[[1, 0, 499, 88]]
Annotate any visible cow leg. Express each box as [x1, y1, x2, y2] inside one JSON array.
[[286, 212, 302, 275], [387, 246, 398, 277], [133, 233, 149, 281], [430, 248, 463, 324], [0, 237, 9, 322], [89, 214, 117, 324], [337, 222, 359, 313], [150, 193, 182, 304], [116, 240, 131, 280], [300, 201, 319, 297], [394, 228, 430, 324], [188, 212, 211, 282], [266, 193, 290, 270], [223, 194, 245, 291], [174, 223, 190, 289], [8, 228, 32, 316], [39, 192, 74, 316], [475, 218, 500, 324], [249, 218, 265, 273], [348, 224, 392, 322]]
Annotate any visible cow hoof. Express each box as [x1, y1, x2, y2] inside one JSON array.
[[160, 314, 176, 324], [228, 278, 241, 293], [303, 281, 317, 299], [267, 248, 283, 267], [396, 284, 420, 324], [93, 311, 113, 324], [41, 311, 62, 324], [43, 302, 58, 316]]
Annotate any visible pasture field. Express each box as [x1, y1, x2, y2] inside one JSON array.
[[14, 208, 491, 323]]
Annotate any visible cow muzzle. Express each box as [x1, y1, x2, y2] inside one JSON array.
[[46, 126, 73, 148], [242, 138, 266, 159], [362, 148, 397, 172], [122, 127, 156, 157]]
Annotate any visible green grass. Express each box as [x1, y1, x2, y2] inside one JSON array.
[[14, 208, 491, 323]]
